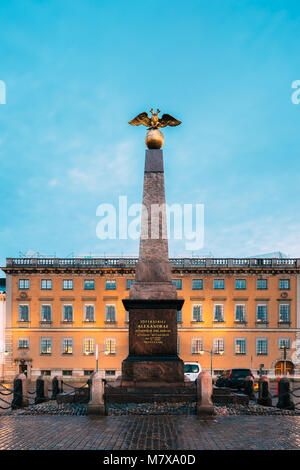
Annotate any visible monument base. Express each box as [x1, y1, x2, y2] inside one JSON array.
[[121, 355, 184, 387]]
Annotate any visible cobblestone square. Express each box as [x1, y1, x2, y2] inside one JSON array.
[[0, 415, 299, 450]]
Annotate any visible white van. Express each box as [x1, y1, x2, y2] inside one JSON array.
[[184, 362, 202, 382]]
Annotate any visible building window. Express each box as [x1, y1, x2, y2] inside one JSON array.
[[177, 310, 182, 323], [41, 305, 52, 322], [279, 279, 290, 290], [105, 305, 116, 322], [63, 305, 73, 322], [41, 370, 51, 376], [19, 279, 30, 290], [105, 370, 116, 377], [192, 279, 203, 290], [214, 304, 224, 322], [256, 338, 268, 355], [256, 305, 268, 323], [191, 338, 203, 354], [126, 279, 135, 289], [235, 279, 246, 289], [62, 338, 73, 355], [19, 305, 29, 322], [83, 338, 95, 355], [214, 279, 224, 289], [84, 279, 95, 290], [106, 280, 116, 290], [235, 304, 246, 322], [62, 370, 72, 376], [84, 305, 95, 322], [192, 305, 202, 322], [40, 338, 52, 355], [63, 279, 73, 290], [105, 338, 116, 354], [41, 279, 52, 290], [235, 338, 246, 355], [18, 338, 29, 349], [257, 279, 268, 290], [84, 370, 94, 376], [279, 338, 291, 350], [213, 338, 224, 354], [172, 279, 182, 290], [279, 304, 290, 323]]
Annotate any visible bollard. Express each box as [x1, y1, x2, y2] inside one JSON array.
[[276, 377, 295, 410], [35, 375, 49, 404], [87, 371, 106, 415], [257, 376, 272, 407], [51, 376, 63, 400], [244, 376, 256, 401], [196, 371, 214, 416], [11, 373, 29, 409]]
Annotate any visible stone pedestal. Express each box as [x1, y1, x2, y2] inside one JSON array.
[[87, 371, 106, 415], [121, 148, 184, 387], [196, 371, 214, 416]]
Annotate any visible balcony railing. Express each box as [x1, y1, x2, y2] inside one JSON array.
[[5, 257, 299, 268]]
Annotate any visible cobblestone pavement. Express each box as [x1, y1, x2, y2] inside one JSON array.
[[0, 415, 299, 449]]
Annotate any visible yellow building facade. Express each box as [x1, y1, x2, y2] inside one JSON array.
[[2, 257, 300, 381]]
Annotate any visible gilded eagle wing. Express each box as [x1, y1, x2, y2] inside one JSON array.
[[159, 113, 181, 128], [128, 112, 151, 127]]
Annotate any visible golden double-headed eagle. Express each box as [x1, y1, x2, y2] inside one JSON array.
[[129, 109, 181, 130]]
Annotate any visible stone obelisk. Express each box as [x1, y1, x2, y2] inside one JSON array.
[[122, 116, 184, 386]]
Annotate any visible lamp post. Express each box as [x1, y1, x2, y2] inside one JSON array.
[[199, 348, 224, 376], [95, 345, 109, 373]]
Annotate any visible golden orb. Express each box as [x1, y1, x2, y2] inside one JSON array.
[[145, 129, 164, 149]]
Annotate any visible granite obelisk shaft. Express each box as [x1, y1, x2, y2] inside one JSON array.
[[122, 149, 184, 386]]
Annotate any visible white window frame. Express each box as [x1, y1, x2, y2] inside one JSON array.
[[235, 338, 246, 355], [278, 338, 291, 350], [213, 304, 224, 322], [18, 338, 30, 349], [256, 304, 268, 322], [235, 304, 246, 322], [40, 337, 52, 355], [19, 279, 30, 290], [192, 304, 203, 322], [41, 279, 52, 290], [62, 337, 73, 355], [63, 279, 73, 290], [279, 303, 290, 323], [213, 337, 225, 354], [84, 304, 95, 322], [18, 304, 30, 322], [191, 338, 203, 354], [83, 337, 95, 355], [105, 304, 116, 322], [104, 338, 116, 354], [62, 304, 73, 322], [40, 304, 52, 322], [256, 337, 268, 355]]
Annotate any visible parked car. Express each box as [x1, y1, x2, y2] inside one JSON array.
[[184, 362, 202, 382], [215, 368, 254, 390]]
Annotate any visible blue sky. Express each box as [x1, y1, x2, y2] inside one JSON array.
[[0, 0, 300, 269]]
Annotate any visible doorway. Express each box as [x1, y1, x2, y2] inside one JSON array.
[[19, 364, 28, 376], [275, 360, 294, 376]]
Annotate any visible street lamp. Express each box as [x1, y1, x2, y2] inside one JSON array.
[[95, 345, 109, 373], [199, 348, 224, 376]]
